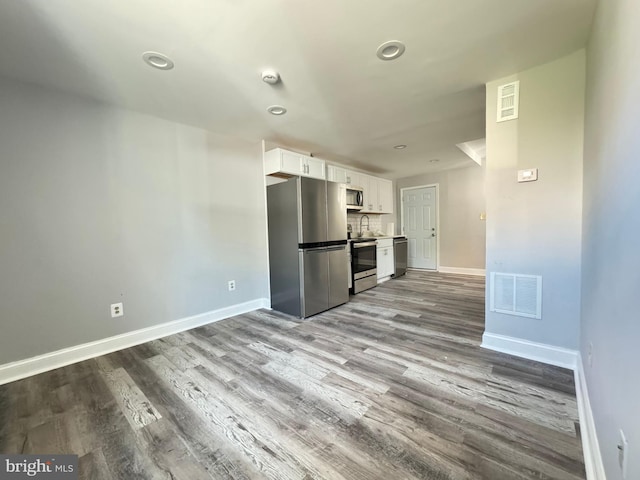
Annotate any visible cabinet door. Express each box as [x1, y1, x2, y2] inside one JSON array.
[[377, 246, 394, 279], [327, 165, 337, 182], [344, 169, 355, 185], [385, 247, 395, 276], [305, 157, 326, 179], [280, 150, 305, 175], [327, 165, 347, 183], [378, 178, 393, 213], [349, 171, 363, 190], [376, 248, 385, 279], [361, 175, 376, 212]]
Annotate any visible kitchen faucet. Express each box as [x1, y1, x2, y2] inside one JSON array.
[[359, 215, 370, 237]]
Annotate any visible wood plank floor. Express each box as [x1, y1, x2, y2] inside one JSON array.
[[0, 271, 585, 479]]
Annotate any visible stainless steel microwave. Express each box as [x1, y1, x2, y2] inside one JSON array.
[[346, 186, 363, 211]]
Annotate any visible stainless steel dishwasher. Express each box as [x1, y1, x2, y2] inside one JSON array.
[[393, 237, 408, 277]]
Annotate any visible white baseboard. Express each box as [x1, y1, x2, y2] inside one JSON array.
[[575, 353, 606, 480], [438, 266, 486, 276], [0, 298, 270, 386], [481, 332, 578, 370]]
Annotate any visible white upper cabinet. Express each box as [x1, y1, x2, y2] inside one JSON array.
[[377, 178, 393, 214], [348, 171, 364, 189], [326, 164, 394, 214], [327, 165, 348, 183], [305, 156, 325, 179], [264, 148, 326, 180], [361, 176, 393, 214], [328, 165, 359, 185], [361, 174, 375, 212]]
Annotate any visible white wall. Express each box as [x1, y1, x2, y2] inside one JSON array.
[[395, 165, 486, 269], [0, 77, 270, 365], [582, 0, 640, 477], [484, 51, 585, 349]]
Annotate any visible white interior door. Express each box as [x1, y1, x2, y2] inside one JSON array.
[[402, 186, 437, 269]]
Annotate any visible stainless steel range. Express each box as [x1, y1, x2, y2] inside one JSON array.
[[351, 239, 377, 294]]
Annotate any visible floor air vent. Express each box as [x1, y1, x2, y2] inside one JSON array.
[[490, 272, 542, 319]]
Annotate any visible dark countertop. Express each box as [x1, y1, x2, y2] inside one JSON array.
[[348, 235, 406, 242]]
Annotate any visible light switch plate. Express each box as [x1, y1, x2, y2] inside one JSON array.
[[518, 168, 538, 182]]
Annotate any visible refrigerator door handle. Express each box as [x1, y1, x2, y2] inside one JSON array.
[[325, 246, 346, 252], [302, 246, 327, 252]]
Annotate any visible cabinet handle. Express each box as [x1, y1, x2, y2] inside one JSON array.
[[379, 205, 382, 211], [347, 176, 351, 183]]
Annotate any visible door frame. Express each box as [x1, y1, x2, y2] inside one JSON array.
[[400, 184, 440, 271]]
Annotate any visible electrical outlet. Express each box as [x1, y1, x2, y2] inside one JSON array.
[[228, 280, 236, 291], [619, 429, 629, 478], [110, 302, 124, 318], [588, 342, 593, 367]]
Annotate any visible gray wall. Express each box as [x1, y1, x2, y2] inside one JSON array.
[[484, 51, 585, 348], [582, 0, 640, 476], [395, 165, 486, 269], [0, 77, 270, 365]]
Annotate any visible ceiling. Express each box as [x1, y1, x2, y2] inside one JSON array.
[[0, 0, 596, 179]]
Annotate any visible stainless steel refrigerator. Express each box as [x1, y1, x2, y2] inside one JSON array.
[[267, 177, 348, 318]]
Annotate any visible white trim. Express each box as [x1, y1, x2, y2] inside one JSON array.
[[262, 139, 273, 301], [482, 333, 604, 478], [400, 184, 440, 270], [0, 298, 270, 386], [438, 266, 486, 276], [455, 140, 485, 166], [575, 353, 607, 480], [481, 332, 578, 370]]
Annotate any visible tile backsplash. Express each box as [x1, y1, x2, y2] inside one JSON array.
[[347, 213, 383, 235]]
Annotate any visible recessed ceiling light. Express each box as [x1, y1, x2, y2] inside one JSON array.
[[376, 41, 406, 61], [429, 159, 440, 163], [393, 144, 407, 149], [267, 105, 287, 115], [142, 51, 174, 70]]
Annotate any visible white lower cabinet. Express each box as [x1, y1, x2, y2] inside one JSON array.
[[377, 238, 395, 281]]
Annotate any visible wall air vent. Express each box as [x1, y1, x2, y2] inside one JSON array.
[[490, 272, 541, 319], [497, 81, 520, 122]]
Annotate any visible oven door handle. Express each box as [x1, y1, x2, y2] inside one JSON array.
[[353, 241, 377, 248]]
